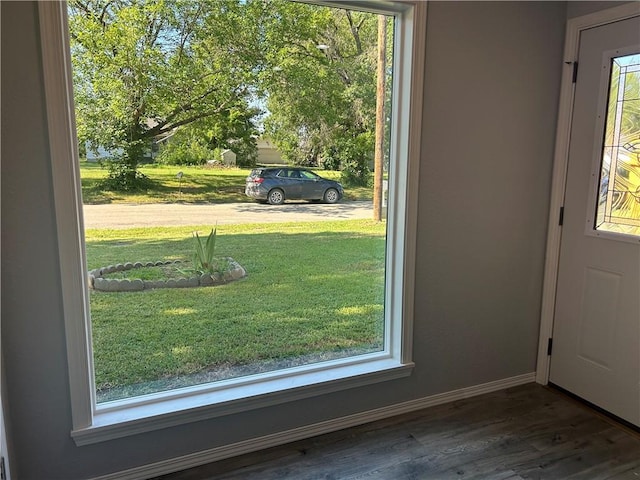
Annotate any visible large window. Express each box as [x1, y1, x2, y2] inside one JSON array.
[[40, 0, 425, 445]]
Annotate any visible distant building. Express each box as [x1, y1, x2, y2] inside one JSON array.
[[220, 149, 236, 166], [85, 143, 157, 163], [86, 134, 284, 167], [256, 137, 285, 165], [85, 118, 170, 162], [86, 145, 123, 162]]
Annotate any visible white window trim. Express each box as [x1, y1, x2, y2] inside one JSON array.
[[39, 0, 426, 446], [536, 3, 640, 385]]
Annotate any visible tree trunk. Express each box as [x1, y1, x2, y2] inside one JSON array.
[[373, 15, 386, 222]]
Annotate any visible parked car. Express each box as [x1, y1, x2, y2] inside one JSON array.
[[245, 167, 344, 205]]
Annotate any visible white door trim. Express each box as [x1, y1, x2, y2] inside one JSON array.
[[536, 2, 640, 385]]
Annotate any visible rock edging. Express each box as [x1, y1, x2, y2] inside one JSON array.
[[88, 258, 246, 292]]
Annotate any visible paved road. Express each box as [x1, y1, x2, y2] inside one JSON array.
[[83, 201, 374, 229]]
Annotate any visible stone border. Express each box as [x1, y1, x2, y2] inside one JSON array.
[[88, 258, 246, 292]]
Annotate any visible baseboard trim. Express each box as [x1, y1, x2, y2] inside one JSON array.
[[92, 373, 535, 480]]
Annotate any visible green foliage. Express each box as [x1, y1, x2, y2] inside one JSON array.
[[340, 159, 372, 188], [69, 0, 263, 190], [323, 132, 374, 187], [70, 0, 389, 192], [192, 228, 218, 275], [158, 107, 261, 167], [157, 132, 216, 166], [229, 139, 258, 168], [101, 161, 154, 191], [260, 2, 389, 172]]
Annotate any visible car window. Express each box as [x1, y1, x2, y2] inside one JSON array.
[[274, 169, 287, 177], [300, 170, 318, 180]]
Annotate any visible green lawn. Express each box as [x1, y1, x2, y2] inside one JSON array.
[[87, 220, 386, 402], [80, 161, 373, 204]]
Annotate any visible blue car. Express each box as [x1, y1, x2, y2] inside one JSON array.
[[245, 167, 344, 205]]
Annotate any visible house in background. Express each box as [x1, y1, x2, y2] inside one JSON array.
[[2, 2, 638, 479], [85, 137, 275, 167], [220, 149, 237, 166], [85, 145, 123, 162], [85, 118, 174, 163], [256, 136, 285, 165], [85, 144, 158, 163]]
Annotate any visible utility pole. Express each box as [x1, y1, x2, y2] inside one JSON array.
[[373, 14, 386, 222]]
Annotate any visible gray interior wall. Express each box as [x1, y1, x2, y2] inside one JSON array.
[[567, 1, 630, 19], [415, 0, 565, 392], [2, 2, 567, 478]]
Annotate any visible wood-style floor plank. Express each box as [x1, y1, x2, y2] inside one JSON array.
[[153, 384, 640, 480]]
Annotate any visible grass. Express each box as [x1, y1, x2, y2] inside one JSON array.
[[86, 220, 386, 402], [80, 161, 373, 204]]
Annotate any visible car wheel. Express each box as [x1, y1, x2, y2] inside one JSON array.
[[268, 188, 285, 205], [323, 188, 339, 204]]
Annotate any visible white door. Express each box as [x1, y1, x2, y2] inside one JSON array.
[[0, 398, 8, 480], [549, 15, 640, 427]]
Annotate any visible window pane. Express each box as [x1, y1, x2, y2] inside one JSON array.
[[69, 0, 396, 403], [595, 53, 640, 236]]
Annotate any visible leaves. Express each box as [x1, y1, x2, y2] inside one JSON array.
[[69, 0, 390, 186], [69, 0, 262, 182], [192, 228, 218, 274], [259, 2, 390, 178]]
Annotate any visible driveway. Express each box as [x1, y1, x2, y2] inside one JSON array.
[[83, 201, 374, 229]]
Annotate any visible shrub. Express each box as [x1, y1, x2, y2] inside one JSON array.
[[100, 161, 154, 191], [340, 158, 372, 187], [192, 228, 219, 275], [322, 132, 373, 187], [157, 135, 216, 166]]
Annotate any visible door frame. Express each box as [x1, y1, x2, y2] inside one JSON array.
[[536, 2, 640, 385]]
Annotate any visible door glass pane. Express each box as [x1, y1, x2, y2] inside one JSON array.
[[595, 53, 640, 236]]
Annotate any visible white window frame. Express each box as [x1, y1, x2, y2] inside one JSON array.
[[39, 0, 426, 446]]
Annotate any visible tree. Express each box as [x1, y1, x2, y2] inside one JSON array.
[[70, 0, 391, 190], [69, 0, 262, 189], [258, 1, 389, 186], [156, 105, 261, 167]]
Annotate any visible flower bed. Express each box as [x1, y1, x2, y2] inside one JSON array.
[[88, 258, 246, 292]]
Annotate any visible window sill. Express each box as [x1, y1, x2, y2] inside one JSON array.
[[71, 356, 414, 446]]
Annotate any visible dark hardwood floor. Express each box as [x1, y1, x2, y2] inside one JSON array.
[[154, 384, 640, 480]]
